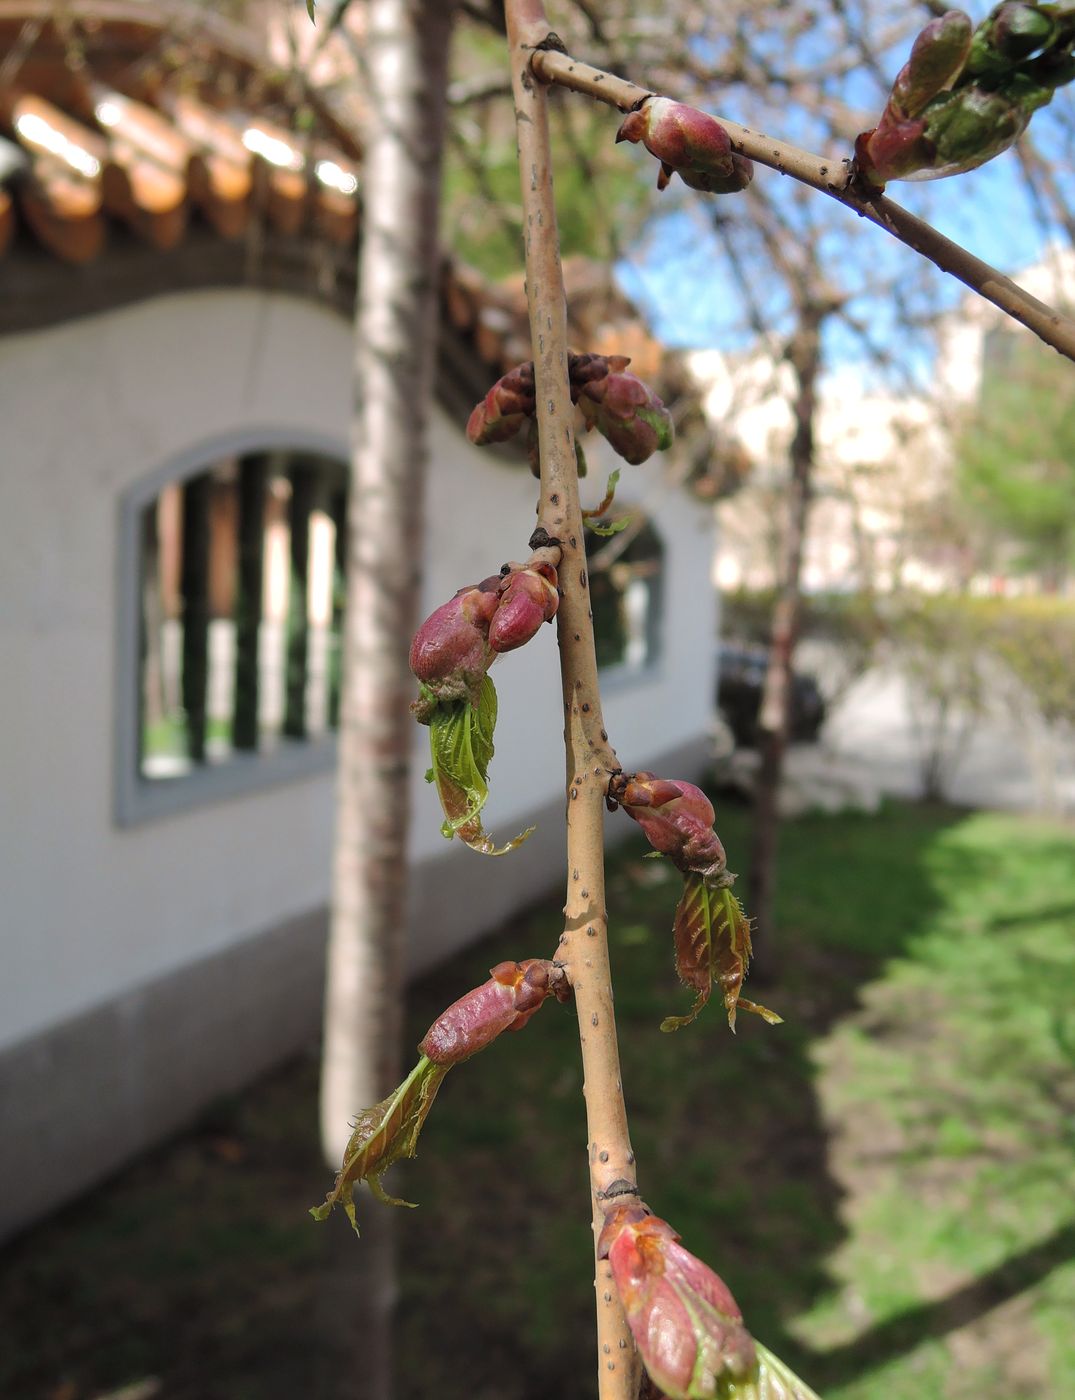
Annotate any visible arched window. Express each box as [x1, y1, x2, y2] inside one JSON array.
[[118, 440, 347, 821], [589, 514, 664, 674]]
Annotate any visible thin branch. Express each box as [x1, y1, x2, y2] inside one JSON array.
[[530, 47, 1075, 365], [504, 5, 640, 1398]]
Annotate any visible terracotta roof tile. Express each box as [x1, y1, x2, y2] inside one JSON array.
[[0, 1, 709, 466]]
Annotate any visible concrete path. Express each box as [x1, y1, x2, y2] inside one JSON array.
[[718, 661, 1075, 818], [816, 664, 1075, 815]]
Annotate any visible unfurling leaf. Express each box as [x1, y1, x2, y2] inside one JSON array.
[[306, 0, 316, 21], [310, 1056, 448, 1232], [583, 467, 622, 520], [314, 962, 570, 1234], [606, 771, 781, 1031], [426, 677, 532, 855], [599, 1203, 821, 1400], [584, 468, 630, 531], [419, 959, 569, 1065], [751, 1342, 825, 1400], [662, 875, 782, 1033]]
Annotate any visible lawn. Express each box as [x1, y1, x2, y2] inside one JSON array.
[[3, 799, 1074, 1399]]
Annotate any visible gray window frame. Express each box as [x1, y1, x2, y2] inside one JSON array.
[[114, 426, 347, 827]]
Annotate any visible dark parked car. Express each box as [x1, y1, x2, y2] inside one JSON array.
[[717, 642, 826, 747]]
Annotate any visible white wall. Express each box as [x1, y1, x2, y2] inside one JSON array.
[[0, 289, 715, 1055]]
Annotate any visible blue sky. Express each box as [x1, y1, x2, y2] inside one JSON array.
[[611, 0, 1073, 374], [615, 147, 1055, 361]]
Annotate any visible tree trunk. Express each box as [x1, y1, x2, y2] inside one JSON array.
[[747, 305, 824, 973], [319, 2, 455, 1397]]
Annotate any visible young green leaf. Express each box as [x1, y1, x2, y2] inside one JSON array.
[[426, 677, 533, 855], [310, 1056, 449, 1233], [586, 515, 632, 537], [661, 875, 782, 1032], [583, 467, 622, 520], [751, 1340, 825, 1400]]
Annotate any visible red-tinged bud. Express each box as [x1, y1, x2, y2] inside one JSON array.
[[418, 958, 565, 1065], [853, 5, 1073, 190], [488, 562, 559, 653], [608, 771, 726, 877], [567, 350, 615, 400], [854, 119, 933, 188], [409, 577, 501, 714], [617, 98, 735, 181], [466, 362, 537, 446], [599, 1205, 758, 1400], [578, 369, 674, 466]]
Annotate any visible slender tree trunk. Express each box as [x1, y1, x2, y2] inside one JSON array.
[[319, 3, 455, 1397], [747, 304, 824, 972]]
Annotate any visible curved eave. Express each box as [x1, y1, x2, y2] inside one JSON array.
[[0, 226, 512, 427]]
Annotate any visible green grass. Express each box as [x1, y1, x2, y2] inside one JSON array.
[[142, 714, 233, 759], [2, 800, 1073, 1400]]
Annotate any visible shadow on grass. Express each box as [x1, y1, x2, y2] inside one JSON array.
[[1, 800, 1068, 1400], [807, 1219, 1075, 1391], [393, 799, 987, 1399]]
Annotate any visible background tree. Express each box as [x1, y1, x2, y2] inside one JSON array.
[[317, 3, 455, 1398], [956, 327, 1075, 590]]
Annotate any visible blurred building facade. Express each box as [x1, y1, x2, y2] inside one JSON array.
[[0, 5, 720, 1239], [694, 246, 1075, 600]]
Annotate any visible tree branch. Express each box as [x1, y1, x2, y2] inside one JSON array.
[[504, 5, 640, 1398], [530, 47, 1075, 365]]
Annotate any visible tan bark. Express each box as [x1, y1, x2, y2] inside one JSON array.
[[319, 3, 455, 1397], [505, 6, 641, 1397]]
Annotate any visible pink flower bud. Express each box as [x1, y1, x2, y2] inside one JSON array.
[[617, 98, 735, 181], [488, 563, 559, 653], [409, 577, 500, 713], [466, 362, 537, 446], [598, 1205, 758, 1400], [577, 369, 674, 466], [608, 772, 726, 877], [418, 959, 564, 1065]]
